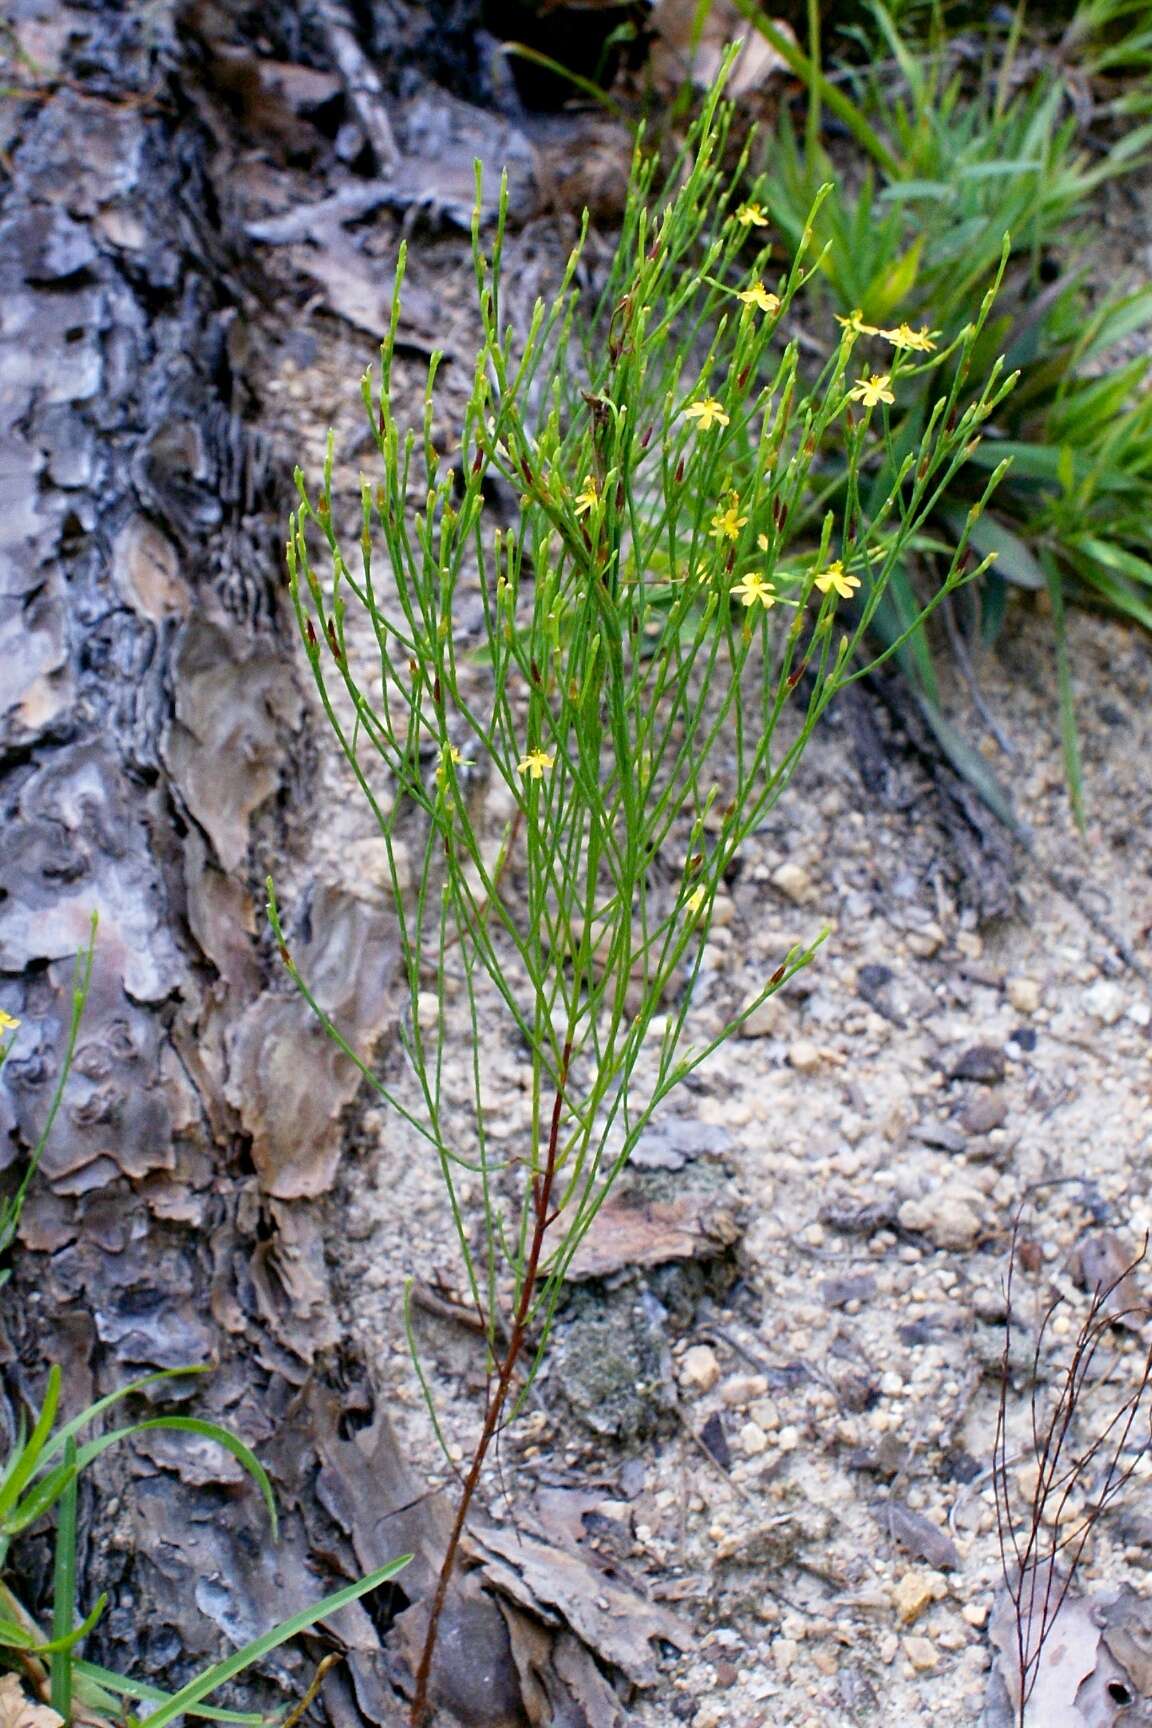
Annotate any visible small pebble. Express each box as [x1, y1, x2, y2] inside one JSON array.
[[740, 995, 784, 1037], [1006, 975, 1041, 1014], [772, 862, 811, 903], [788, 1039, 823, 1073], [679, 1345, 721, 1394], [739, 1420, 769, 1456], [720, 1374, 769, 1407], [893, 1572, 935, 1625], [904, 1634, 939, 1672]]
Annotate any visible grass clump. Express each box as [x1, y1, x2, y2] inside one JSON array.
[[745, 0, 1152, 818], [275, 67, 1012, 1720]]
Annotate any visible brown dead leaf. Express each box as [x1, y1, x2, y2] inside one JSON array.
[[649, 0, 795, 99], [563, 1185, 742, 1281], [469, 1524, 691, 1688], [1070, 1231, 1148, 1330], [986, 1570, 1152, 1727], [0, 1676, 63, 1728], [225, 884, 397, 1199], [499, 1605, 624, 1728]]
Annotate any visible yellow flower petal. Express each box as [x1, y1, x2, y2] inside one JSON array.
[[517, 749, 555, 780], [574, 476, 599, 516], [736, 280, 781, 314], [813, 560, 862, 600], [730, 573, 778, 610], [847, 372, 895, 408], [879, 322, 938, 353], [685, 397, 731, 432], [835, 310, 881, 337]]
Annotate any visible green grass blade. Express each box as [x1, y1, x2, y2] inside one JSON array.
[[0, 1365, 61, 1523], [71, 1661, 269, 1725], [1043, 555, 1086, 829], [499, 44, 632, 123], [733, 0, 900, 175], [134, 1560, 412, 1728], [38, 1365, 211, 1466], [49, 1435, 78, 1716], [2, 915, 97, 1257], [15, 1417, 278, 1539]]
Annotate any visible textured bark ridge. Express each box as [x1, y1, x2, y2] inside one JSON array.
[[0, 6, 676, 1722], [0, 5, 419, 1719]]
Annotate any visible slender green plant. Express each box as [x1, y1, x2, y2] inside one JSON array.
[[0, 936, 409, 1725], [274, 68, 1012, 1724]]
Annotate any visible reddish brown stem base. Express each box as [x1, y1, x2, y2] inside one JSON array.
[[409, 1045, 571, 1728]]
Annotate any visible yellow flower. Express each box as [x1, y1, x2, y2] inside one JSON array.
[[848, 372, 895, 408], [735, 201, 769, 228], [757, 532, 770, 552], [574, 476, 599, 516], [0, 1010, 19, 1034], [685, 396, 730, 432], [880, 322, 938, 353], [435, 743, 463, 788], [736, 281, 781, 315], [710, 496, 748, 542], [517, 748, 555, 780], [730, 572, 777, 610], [835, 309, 880, 337], [685, 886, 706, 916], [813, 560, 862, 600]]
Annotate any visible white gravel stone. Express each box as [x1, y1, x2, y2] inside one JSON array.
[[898, 1187, 983, 1250], [1006, 975, 1042, 1014], [771, 862, 812, 903], [679, 1345, 721, 1393]]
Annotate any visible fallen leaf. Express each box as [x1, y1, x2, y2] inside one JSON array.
[[649, 0, 795, 99], [564, 1185, 742, 1280], [1070, 1231, 1147, 1330], [885, 1500, 961, 1572], [0, 1676, 64, 1728], [469, 1524, 691, 1687]]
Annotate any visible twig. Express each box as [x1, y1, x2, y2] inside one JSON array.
[[282, 1653, 343, 1728], [994, 1214, 1152, 1724], [311, 0, 399, 176], [409, 1042, 572, 1727]]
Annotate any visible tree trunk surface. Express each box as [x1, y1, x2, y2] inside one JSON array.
[[0, 4, 528, 1723]]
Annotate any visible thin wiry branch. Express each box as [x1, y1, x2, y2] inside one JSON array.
[[995, 1216, 1152, 1724]]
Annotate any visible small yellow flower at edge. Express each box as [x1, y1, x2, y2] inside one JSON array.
[[881, 322, 938, 353], [710, 495, 748, 543], [435, 743, 463, 787], [517, 748, 555, 781], [731, 572, 777, 610], [574, 476, 599, 516], [735, 201, 769, 228], [685, 397, 730, 432], [685, 886, 707, 917], [848, 372, 895, 408], [813, 560, 862, 601], [737, 280, 781, 315], [0, 1009, 20, 1034], [835, 309, 880, 337]]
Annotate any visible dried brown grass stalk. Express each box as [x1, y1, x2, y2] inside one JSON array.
[[994, 1220, 1152, 1725]]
